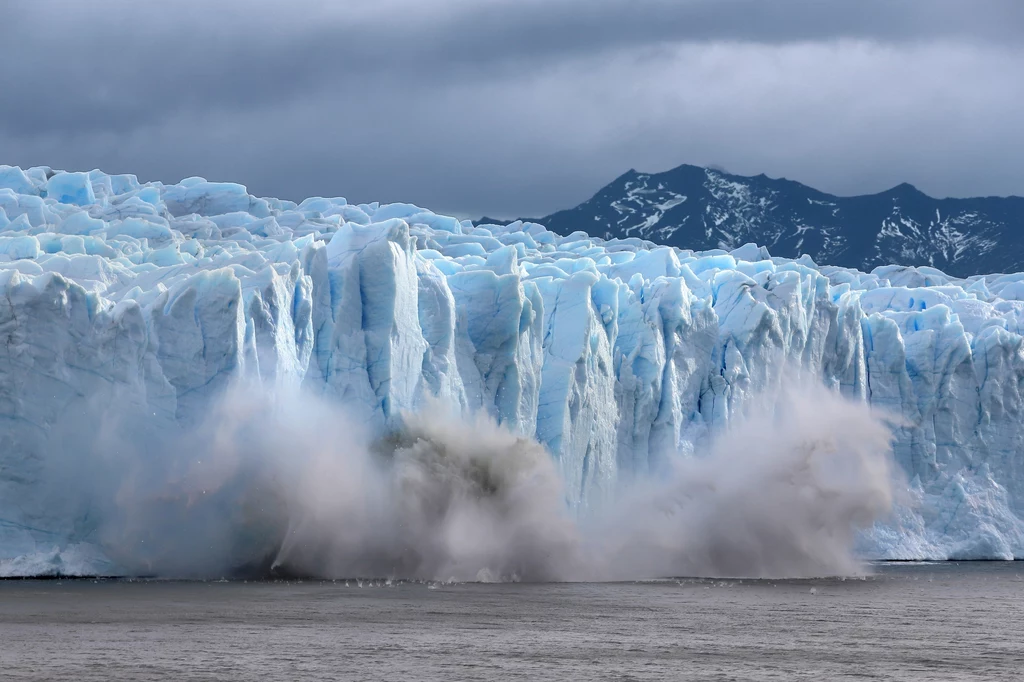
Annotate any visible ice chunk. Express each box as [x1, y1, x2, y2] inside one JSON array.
[[0, 165, 37, 195], [46, 172, 96, 206]]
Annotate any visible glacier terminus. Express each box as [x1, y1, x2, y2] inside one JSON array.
[[1, 164, 1023, 577]]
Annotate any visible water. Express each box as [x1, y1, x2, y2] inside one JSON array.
[[1, 563, 1021, 681]]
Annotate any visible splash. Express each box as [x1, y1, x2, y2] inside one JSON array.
[[92, 390, 580, 581], [87, 380, 895, 581], [588, 382, 897, 578], [272, 404, 582, 582]]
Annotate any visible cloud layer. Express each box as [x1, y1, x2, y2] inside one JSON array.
[[2, 0, 1022, 217]]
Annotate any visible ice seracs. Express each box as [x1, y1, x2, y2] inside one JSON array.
[[1, 164, 1024, 576]]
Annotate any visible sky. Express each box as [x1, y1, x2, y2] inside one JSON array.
[[2, 0, 1022, 218]]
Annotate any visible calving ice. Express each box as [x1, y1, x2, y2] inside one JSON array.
[[0, 165, 1022, 578]]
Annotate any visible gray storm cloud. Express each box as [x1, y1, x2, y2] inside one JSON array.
[[1, 0, 1022, 217]]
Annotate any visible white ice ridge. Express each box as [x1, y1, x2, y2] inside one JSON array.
[[1, 164, 1023, 575]]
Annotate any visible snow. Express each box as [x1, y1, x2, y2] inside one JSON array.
[[2, 166, 1024, 574]]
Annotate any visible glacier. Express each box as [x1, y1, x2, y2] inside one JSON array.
[[1, 164, 1023, 577]]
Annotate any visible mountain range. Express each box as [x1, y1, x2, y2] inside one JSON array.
[[484, 164, 1024, 278]]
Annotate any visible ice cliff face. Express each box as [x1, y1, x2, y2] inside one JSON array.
[[1, 164, 1024, 575]]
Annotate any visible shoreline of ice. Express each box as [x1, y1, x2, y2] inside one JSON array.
[[2, 164, 1024, 576]]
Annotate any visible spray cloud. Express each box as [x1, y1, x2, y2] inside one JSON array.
[[77, 380, 896, 581]]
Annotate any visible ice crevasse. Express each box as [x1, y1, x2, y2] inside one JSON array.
[[1, 164, 1023, 575]]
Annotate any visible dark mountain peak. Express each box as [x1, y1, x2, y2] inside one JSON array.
[[665, 162, 718, 178], [528, 163, 1024, 278], [476, 215, 516, 226], [884, 182, 926, 197]]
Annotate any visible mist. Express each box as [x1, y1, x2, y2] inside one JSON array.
[[65, 380, 897, 581], [588, 383, 897, 579]]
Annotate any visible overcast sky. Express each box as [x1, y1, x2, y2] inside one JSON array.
[[2, 0, 1022, 218]]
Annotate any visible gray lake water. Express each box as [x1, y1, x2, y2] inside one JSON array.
[[1, 563, 1021, 681]]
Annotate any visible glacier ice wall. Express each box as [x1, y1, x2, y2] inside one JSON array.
[[1, 164, 1024, 575]]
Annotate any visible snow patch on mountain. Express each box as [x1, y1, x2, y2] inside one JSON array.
[[540, 164, 1024, 278]]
